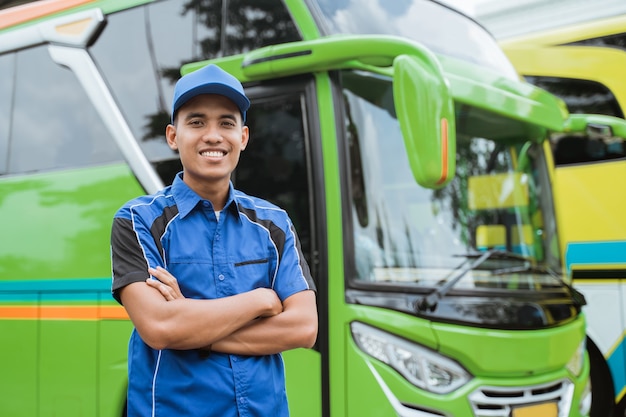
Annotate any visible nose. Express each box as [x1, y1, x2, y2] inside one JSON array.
[[201, 124, 223, 143]]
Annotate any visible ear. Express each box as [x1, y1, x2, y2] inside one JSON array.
[[166, 124, 178, 151], [241, 125, 250, 150]]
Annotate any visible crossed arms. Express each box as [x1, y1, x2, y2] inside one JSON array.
[[120, 266, 318, 355]]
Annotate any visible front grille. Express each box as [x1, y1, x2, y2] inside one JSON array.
[[468, 379, 573, 417]]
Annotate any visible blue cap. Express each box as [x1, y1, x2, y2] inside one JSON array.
[[171, 64, 250, 123]]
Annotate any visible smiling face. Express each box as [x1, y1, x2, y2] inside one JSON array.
[[166, 94, 249, 204]]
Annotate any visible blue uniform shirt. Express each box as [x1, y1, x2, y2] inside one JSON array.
[[110, 173, 315, 417]]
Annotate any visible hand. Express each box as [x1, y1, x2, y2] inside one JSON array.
[[253, 287, 283, 317], [147, 266, 185, 301]]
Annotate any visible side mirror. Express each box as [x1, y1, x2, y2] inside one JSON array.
[[564, 113, 626, 138], [394, 54, 456, 189]]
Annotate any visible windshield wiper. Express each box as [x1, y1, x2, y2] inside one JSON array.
[[491, 262, 587, 307], [416, 249, 586, 312], [458, 249, 531, 262], [416, 249, 495, 312]]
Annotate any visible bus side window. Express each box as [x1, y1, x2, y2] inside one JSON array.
[[553, 136, 591, 165], [0, 52, 11, 175], [5, 46, 122, 175], [525, 76, 623, 118], [553, 135, 626, 165], [233, 91, 315, 278]]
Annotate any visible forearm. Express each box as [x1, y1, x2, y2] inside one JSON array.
[[212, 290, 318, 355], [213, 314, 314, 355], [120, 282, 280, 351], [154, 295, 264, 350]]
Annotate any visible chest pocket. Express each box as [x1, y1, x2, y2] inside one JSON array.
[[233, 257, 273, 289]]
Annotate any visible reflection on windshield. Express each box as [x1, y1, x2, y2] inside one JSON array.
[[314, 0, 517, 78], [89, 0, 301, 185], [343, 71, 561, 291]]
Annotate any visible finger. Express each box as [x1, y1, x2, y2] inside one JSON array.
[[146, 278, 176, 300], [150, 267, 174, 283], [146, 269, 185, 300], [149, 268, 179, 290]]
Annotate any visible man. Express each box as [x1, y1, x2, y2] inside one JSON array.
[[110, 64, 318, 417]]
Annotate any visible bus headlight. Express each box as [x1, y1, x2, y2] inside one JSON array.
[[566, 338, 586, 377], [351, 321, 472, 394]]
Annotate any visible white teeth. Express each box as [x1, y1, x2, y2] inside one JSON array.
[[201, 151, 224, 157]]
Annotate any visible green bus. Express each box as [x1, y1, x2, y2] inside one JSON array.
[[0, 0, 594, 416]]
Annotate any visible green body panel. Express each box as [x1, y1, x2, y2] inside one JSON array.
[[0, 321, 37, 417], [0, 301, 132, 417], [433, 315, 587, 377], [313, 73, 348, 417], [0, 317, 132, 417], [0, 164, 145, 280], [99, 320, 135, 417], [439, 54, 568, 132], [0, 164, 141, 417], [283, 349, 323, 416], [283, 0, 320, 40], [346, 336, 590, 416], [39, 314, 98, 416], [343, 308, 589, 416]]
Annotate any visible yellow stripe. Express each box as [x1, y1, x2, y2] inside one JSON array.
[[574, 278, 622, 285], [605, 330, 626, 359], [618, 385, 626, 402]]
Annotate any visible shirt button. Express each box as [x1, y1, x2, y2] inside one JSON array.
[[202, 201, 210, 207], [218, 274, 225, 281]]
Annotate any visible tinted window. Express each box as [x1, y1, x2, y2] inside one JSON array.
[[568, 32, 626, 50], [89, 0, 301, 186], [234, 92, 313, 264], [223, 0, 301, 55], [0, 1, 33, 11], [0, 53, 12, 174], [525, 76, 623, 118], [7, 46, 120, 174], [552, 134, 625, 165]]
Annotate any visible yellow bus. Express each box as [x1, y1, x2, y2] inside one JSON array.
[[502, 15, 626, 417]]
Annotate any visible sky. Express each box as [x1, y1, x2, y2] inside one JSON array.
[[441, 0, 491, 17]]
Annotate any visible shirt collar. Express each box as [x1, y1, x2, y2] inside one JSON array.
[[171, 172, 241, 221]]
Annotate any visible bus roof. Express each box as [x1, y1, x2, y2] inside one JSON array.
[[500, 13, 626, 48], [0, 0, 96, 30]]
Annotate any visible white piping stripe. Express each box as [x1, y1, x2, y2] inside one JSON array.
[[128, 193, 176, 271], [152, 350, 163, 417]]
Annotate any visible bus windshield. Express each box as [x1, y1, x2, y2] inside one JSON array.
[[313, 0, 517, 78], [344, 70, 562, 293]]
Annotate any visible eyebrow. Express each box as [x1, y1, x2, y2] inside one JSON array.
[[184, 112, 206, 121], [184, 112, 238, 123]]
